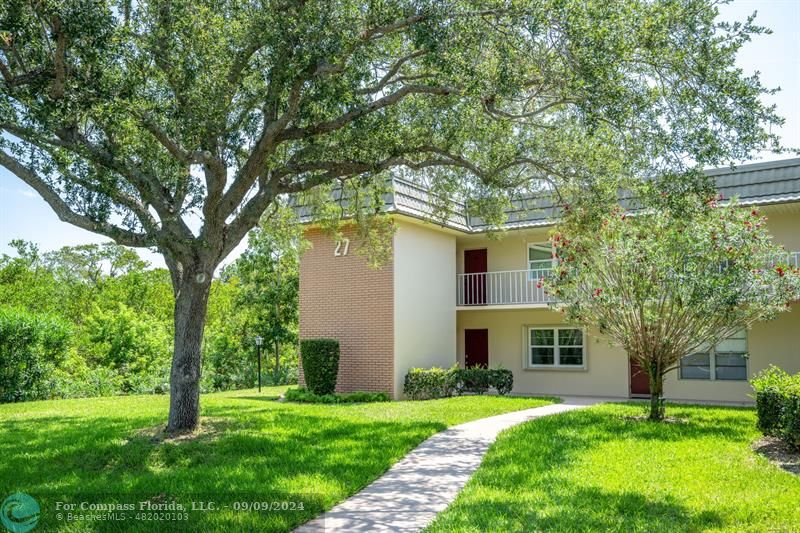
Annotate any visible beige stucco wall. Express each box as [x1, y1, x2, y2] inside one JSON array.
[[394, 219, 458, 397], [457, 308, 630, 398], [456, 227, 551, 274], [762, 206, 800, 251], [457, 305, 800, 403], [664, 303, 800, 402], [451, 205, 800, 403]]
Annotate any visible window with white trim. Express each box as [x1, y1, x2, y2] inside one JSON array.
[[679, 330, 747, 381], [528, 244, 553, 281], [528, 327, 585, 367]]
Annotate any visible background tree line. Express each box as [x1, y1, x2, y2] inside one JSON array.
[[0, 217, 299, 403]]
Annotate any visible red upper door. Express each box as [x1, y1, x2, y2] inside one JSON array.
[[463, 249, 487, 305], [629, 358, 650, 396], [465, 329, 489, 368]]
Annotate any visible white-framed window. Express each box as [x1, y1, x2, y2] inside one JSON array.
[[679, 330, 748, 381], [528, 327, 585, 368], [528, 243, 553, 281]]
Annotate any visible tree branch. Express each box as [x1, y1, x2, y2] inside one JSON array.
[[215, 76, 306, 220], [278, 84, 456, 142], [355, 49, 428, 95], [0, 149, 152, 248], [135, 112, 192, 163]]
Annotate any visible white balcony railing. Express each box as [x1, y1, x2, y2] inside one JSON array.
[[456, 251, 800, 307], [776, 251, 800, 268], [457, 268, 554, 306]]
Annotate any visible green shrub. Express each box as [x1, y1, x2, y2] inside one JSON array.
[[783, 395, 800, 449], [403, 366, 458, 400], [751, 366, 791, 436], [300, 339, 340, 395], [456, 368, 491, 395], [81, 303, 172, 392], [284, 387, 389, 404], [404, 365, 514, 399], [489, 367, 514, 395], [756, 390, 787, 436], [751, 365, 800, 449], [0, 306, 71, 402]]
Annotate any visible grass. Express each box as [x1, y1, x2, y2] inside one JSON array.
[[0, 387, 555, 532], [426, 403, 800, 532]]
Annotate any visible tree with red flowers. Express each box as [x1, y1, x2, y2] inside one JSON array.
[[546, 188, 800, 420]]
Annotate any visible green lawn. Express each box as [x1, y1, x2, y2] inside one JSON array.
[[0, 387, 555, 532], [427, 403, 800, 532]]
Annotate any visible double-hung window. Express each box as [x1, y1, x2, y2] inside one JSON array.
[[679, 330, 747, 381], [528, 327, 585, 368]]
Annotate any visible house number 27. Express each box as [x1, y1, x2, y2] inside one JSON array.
[[334, 238, 350, 257]]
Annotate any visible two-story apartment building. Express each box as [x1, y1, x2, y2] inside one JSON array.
[[297, 158, 800, 402]]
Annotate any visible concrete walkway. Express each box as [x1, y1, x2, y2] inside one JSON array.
[[296, 396, 606, 533]]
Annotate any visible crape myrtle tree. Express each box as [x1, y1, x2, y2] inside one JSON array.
[[0, 0, 782, 431], [546, 189, 800, 421]]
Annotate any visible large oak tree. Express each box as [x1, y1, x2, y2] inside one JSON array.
[[0, 0, 781, 431]]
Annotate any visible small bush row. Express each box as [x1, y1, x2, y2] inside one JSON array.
[[284, 387, 390, 404], [403, 366, 514, 400], [751, 366, 800, 449]]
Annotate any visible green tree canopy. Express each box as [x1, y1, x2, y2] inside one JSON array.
[[0, 0, 783, 430]]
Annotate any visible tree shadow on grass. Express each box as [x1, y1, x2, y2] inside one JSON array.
[[0, 409, 447, 532]]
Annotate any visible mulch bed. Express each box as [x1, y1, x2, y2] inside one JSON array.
[[752, 436, 800, 476]]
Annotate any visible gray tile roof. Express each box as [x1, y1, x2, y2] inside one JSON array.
[[295, 158, 800, 233], [708, 158, 800, 207]]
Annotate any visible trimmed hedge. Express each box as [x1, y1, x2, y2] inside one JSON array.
[[403, 365, 514, 400], [457, 367, 491, 395], [300, 339, 340, 395], [404, 366, 458, 400], [751, 365, 800, 449], [489, 368, 514, 395], [284, 387, 390, 404]]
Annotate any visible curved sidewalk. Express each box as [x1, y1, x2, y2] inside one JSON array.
[[296, 396, 606, 532]]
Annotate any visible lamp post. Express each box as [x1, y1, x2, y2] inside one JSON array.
[[255, 335, 263, 392]]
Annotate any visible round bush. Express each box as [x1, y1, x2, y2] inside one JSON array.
[[300, 339, 340, 395], [490, 368, 514, 395]]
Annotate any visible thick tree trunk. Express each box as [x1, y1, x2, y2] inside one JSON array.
[[648, 364, 665, 421], [167, 268, 212, 433]]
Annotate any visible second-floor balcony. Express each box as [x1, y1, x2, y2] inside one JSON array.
[[456, 251, 800, 308], [457, 266, 554, 307]]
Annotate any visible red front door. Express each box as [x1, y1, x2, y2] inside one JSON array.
[[464, 249, 487, 305], [465, 329, 489, 368], [629, 358, 650, 397]]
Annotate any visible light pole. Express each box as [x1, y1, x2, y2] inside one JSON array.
[[255, 335, 263, 392]]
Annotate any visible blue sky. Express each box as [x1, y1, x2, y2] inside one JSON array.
[[1, 0, 799, 269]]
